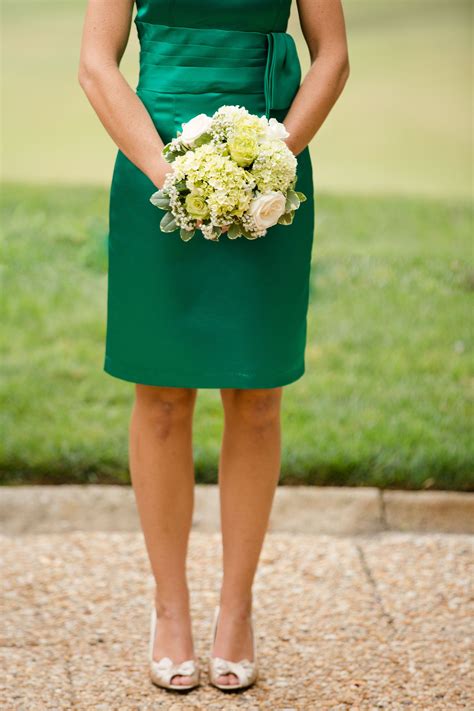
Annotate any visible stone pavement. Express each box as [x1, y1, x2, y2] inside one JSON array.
[[1, 485, 473, 536], [1, 528, 473, 710]]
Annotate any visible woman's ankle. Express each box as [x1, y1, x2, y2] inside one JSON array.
[[154, 588, 190, 619], [218, 592, 253, 618]]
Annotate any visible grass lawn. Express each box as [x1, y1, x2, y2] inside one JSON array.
[[2, 0, 472, 489], [1, 182, 472, 490]]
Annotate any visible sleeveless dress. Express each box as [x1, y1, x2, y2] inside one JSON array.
[[104, 0, 315, 389]]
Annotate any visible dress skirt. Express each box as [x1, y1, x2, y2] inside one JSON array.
[[103, 11, 315, 389]]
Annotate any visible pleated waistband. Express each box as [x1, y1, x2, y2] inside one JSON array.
[[134, 20, 301, 117]]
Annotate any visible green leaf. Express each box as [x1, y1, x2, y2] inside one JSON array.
[[227, 223, 242, 239], [192, 133, 212, 147], [278, 211, 295, 225], [149, 190, 170, 210], [285, 189, 301, 211], [161, 145, 177, 162], [241, 226, 259, 239], [160, 212, 178, 233], [180, 227, 195, 241], [295, 191, 307, 202], [162, 142, 187, 162]]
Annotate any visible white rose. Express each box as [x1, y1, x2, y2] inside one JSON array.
[[266, 117, 290, 140], [248, 191, 287, 230], [180, 113, 213, 146]]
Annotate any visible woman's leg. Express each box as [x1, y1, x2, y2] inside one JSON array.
[[214, 386, 283, 685], [129, 384, 198, 686]]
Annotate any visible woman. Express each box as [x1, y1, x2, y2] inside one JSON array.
[[78, 0, 349, 693]]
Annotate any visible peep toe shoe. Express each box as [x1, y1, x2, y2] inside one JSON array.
[[148, 603, 200, 691], [208, 605, 258, 691]]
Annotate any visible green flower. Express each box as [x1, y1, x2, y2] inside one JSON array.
[[228, 131, 259, 167], [185, 192, 210, 220]]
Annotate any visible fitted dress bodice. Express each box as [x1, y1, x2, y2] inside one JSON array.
[[133, 0, 300, 120], [135, 0, 293, 33]]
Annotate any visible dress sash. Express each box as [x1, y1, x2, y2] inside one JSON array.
[[134, 20, 302, 117]]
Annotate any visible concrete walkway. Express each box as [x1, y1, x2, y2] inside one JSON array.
[[1, 484, 473, 536], [2, 493, 473, 709]]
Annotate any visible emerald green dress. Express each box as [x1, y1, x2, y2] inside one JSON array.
[[104, 0, 315, 389]]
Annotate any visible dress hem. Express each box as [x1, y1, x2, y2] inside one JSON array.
[[103, 354, 305, 389]]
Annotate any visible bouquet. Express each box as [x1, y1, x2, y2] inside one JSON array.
[[149, 105, 306, 242]]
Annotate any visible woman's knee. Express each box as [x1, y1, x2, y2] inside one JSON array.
[[134, 385, 197, 438], [222, 387, 282, 428]]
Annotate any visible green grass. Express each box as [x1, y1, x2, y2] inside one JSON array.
[[1, 182, 472, 490], [2, 0, 472, 197], [2, 0, 472, 488]]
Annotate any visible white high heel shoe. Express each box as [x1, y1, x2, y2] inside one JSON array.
[[148, 603, 200, 691], [208, 605, 258, 691]]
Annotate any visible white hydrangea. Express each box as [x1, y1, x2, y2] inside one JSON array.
[[210, 104, 268, 145], [163, 142, 255, 230], [250, 139, 297, 194]]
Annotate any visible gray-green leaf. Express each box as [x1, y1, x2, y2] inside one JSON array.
[[160, 211, 178, 233], [227, 223, 242, 239], [241, 226, 259, 239], [150, 190, 171, 209], [180, 227, 195, 241], [285, 189, 301, 211]]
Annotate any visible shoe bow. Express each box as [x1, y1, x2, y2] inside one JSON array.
[[211, 656, 256, 685], [151, 656, 197, 683]]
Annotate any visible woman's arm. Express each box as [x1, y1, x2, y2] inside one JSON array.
[[78, 0, 171, 188], [284, 0, 350, 156]]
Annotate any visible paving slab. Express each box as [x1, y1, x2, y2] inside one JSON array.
[[1, 484, 473, 536], [1, 530, 472, 709], [359, 534, 473, 709], [382, 490, 474, 534]]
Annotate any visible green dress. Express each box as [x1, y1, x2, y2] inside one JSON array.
[[104, 0, 315, 389]]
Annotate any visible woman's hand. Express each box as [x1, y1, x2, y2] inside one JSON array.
[[284, 138, 300, 157], [150, 159, 174, 190]]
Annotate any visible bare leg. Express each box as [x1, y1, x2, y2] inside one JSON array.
[[213, 386, 283, 685], [129, 384, 198, 685]]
